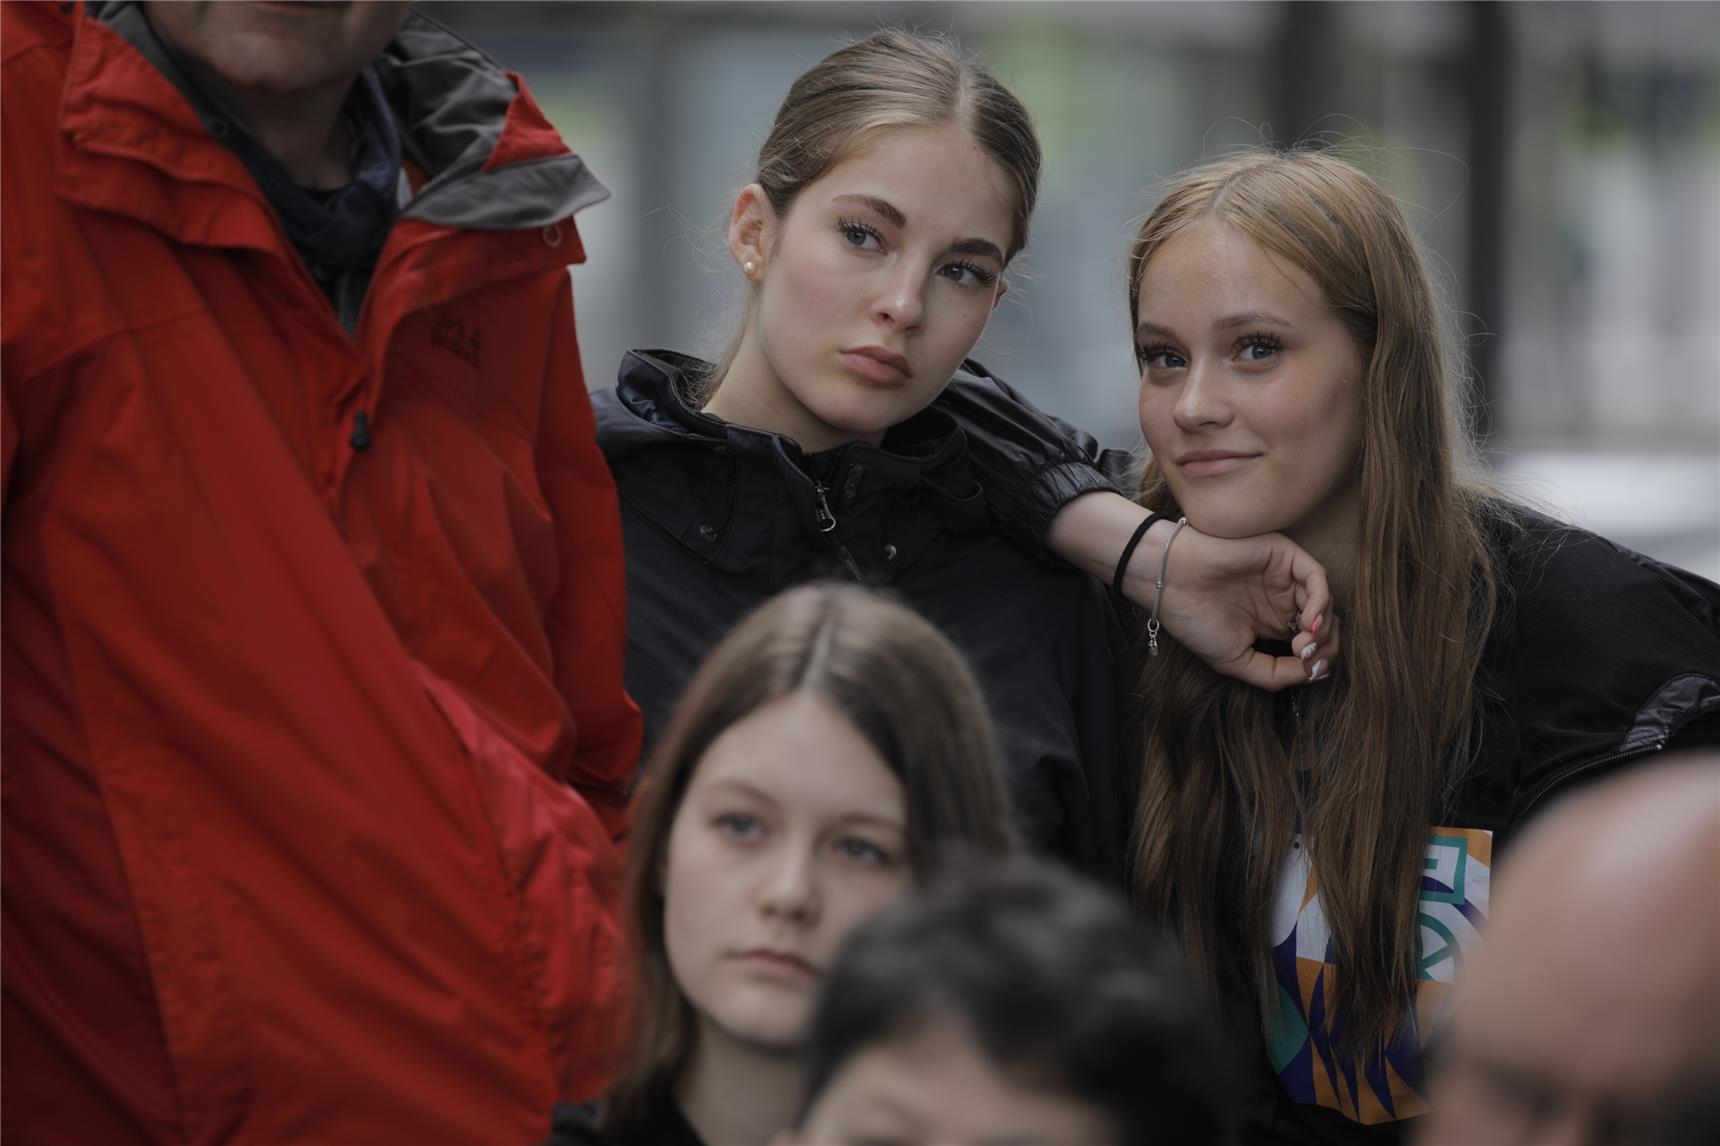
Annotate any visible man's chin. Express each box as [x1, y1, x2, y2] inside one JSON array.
[[204, 43, 343, 95]]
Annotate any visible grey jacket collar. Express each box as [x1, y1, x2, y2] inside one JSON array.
[[87, 1, 607, 231]]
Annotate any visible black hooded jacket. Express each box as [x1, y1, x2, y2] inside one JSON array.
[[593, 350, 1130, 881]]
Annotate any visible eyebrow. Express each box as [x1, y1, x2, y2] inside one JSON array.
[[1135, 311, 1295, 340], [834, 193, 1007, 264], [949, 236, 1006, 262], [1214, 310, 1294, 330], [701, 778, 778, 807], [700, 780, 903, 831], [837, 193, 906, 227]]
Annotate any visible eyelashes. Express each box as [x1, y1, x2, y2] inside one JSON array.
[[835, 218, 998, 287], [837, 216, 884, 248], [1137, 331, 1285, 367], [944, 258, 998, 287], [1235, 331, 1283, 360], [1137, 340, 1184, 369]]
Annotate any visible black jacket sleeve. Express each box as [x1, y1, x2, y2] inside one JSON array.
[[1501, 513, 1720, 825], [938, 360, 1141, 557]]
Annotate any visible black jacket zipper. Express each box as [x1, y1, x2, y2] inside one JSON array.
[[1518, 737, 1667, 819], [812, 480, 838, 533], [812, 457, 863, 581]]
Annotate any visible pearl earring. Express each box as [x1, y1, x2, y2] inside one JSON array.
[[743, 260, 757, 277]]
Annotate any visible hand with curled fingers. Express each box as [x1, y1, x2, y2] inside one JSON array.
[[1146, 523, 1338, 690], [1047, 491, 1339, 691]]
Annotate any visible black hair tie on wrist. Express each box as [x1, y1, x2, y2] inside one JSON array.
[[1112, 512, 1168, 597]]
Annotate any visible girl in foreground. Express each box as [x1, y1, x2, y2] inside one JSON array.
[[595, 31, 1331, 882], [548, 583, 1016, 1146], [1018, 150, 1720, 1143]]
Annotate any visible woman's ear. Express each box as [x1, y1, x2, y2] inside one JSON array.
[[728, 182, 775, 281], [991, 276, 1010, 311]]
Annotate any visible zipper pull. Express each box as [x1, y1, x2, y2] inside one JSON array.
[[350, 409, 373, 451], [813, 483, 837, 533]]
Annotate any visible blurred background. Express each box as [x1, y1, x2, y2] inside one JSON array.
[[426, 0, 1720, 578]]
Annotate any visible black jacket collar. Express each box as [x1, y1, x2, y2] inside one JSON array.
[[596, 350, 992, 589]]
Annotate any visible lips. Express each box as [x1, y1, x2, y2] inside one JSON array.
[[839, 345, 913, 387], [1176, 450, 1260, 478], [732, 948, 820, 979]]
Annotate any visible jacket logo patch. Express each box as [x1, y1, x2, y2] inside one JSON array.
[[432, 312, 484, 369]]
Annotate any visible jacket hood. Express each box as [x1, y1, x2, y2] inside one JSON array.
[[599, 349, 972, 473], [379, 13, 607, 229], [596, 349, 993, 588]]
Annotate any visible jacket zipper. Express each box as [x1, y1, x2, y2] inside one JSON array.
[[813, 481, 838, 533], [253, 205, 383, 465], [1518, 738, 1667, 819], [812, 460, 863, 582]]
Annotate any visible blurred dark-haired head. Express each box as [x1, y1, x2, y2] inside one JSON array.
[[784, 857, 1233, 1146]]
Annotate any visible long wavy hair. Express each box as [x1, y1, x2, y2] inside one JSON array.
[[602, 584, 1018, 1132], [1126, 151, 1503, 1058]]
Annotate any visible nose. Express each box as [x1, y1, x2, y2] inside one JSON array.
[[1172, 357, 1233, 432], [871, 259, 926, 331], [755, 840, 821, 926]]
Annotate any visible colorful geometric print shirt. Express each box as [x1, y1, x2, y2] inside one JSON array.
[[1264, 828, 1494, 1124]]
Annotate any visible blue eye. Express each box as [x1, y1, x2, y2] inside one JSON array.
[[835, 836, 895, 867], [837, 218, 883, 251], [1236, 333, 1283, 362], [1139, 342, 1187, 371], [714, 812, 764, 842], [939, 259, 998, 288]]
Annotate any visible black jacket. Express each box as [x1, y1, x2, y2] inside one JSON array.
[[594, 350, 1130, 881]]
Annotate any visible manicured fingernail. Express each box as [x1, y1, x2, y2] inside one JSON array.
[[1299, 643, 1316, 662], [1310, 659, 1328, 681], [1311, 613, 1324, 636]]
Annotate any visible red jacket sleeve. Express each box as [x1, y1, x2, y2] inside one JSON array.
[[2, 377, 17, 507], [538, 268, 640, 842]]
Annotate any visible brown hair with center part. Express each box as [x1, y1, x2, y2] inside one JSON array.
[[603, 583, 1017, 1131]]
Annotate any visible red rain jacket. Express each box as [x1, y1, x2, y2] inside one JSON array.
[[2, 4, 639, 1142]]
